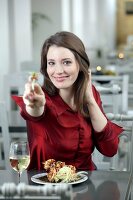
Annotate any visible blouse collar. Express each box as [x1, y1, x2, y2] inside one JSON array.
[[51, 94, 75, 116]]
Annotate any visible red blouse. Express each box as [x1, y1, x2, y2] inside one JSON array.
[[12, 86, 123, 171]]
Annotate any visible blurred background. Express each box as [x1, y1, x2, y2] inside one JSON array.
[[0, 0, 133, 105], [1, 0, 133, 172]]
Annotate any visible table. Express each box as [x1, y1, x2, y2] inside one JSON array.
[[0, 170, 132, 200]]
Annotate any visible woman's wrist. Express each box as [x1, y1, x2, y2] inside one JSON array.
[[26, 105, 44, 117], [86, 97, 96, 106]]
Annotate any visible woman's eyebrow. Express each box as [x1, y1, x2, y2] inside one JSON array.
[[62, 58, 71, 61], [47, 59, 55, 61]]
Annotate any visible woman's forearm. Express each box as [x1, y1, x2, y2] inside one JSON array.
[[87, 98, 107, 132]]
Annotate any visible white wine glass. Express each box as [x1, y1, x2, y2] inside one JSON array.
[[9, 141, 30, 183]]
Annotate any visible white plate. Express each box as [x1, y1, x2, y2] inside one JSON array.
[[31, 172, 88, 185]]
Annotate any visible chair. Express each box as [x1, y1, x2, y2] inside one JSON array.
[[106, 113, 133, 172], [118, 68, 133, 111], [0, 102, 27, 169], [0, 102, 10, 169], [107, 64, 133, 111], [92, 75, 129, 114], [92, 113, 133, 172], [8, 110, 27, 140], [4, 72, 29, 111]]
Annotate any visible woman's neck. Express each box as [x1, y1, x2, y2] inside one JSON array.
[[59, 89, 76, 111]]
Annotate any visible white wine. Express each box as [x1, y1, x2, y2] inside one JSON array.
[[10, 155, 30, 173]]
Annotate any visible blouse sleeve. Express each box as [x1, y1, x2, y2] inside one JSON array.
[[11, 95, 45, 122], [92, 85, 124, 157]]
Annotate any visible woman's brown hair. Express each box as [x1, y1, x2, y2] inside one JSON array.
[[40, 31, 90, 117]]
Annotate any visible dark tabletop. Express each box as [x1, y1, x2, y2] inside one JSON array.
[[0, 169, 132, 200]]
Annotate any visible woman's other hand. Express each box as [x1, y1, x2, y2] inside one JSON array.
[[85, 69, 107, 132], [85, 69, 95, 104]]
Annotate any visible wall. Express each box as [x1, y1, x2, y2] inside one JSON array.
[[117, 0, 133, 46], [0, 0, 10, 101], [0, 0, 32, 101], [31, 0, 62, 63], [0, 0, 117, 101], [31, 0, 117, 67]]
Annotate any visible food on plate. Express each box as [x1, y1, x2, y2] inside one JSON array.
[[43, 159, 80, 183]]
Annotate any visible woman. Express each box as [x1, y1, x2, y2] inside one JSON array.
[[12, 31, 123, 170]]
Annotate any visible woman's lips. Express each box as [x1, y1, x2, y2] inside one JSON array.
[[54, 76, 69, 82]]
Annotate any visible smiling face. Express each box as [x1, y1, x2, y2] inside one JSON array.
[[47, 45, 80, 92]]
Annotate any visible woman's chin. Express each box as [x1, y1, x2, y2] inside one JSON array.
[[53, 82, 72, 90]]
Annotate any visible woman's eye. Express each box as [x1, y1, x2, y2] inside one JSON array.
[[47, 61, 55, 66], [63, 60, 72, 65]]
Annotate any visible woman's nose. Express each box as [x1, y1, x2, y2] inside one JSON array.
[[55, 64, 64, 73]]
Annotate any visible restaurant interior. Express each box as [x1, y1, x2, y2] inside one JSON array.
[[0, 0, 133, 199]]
